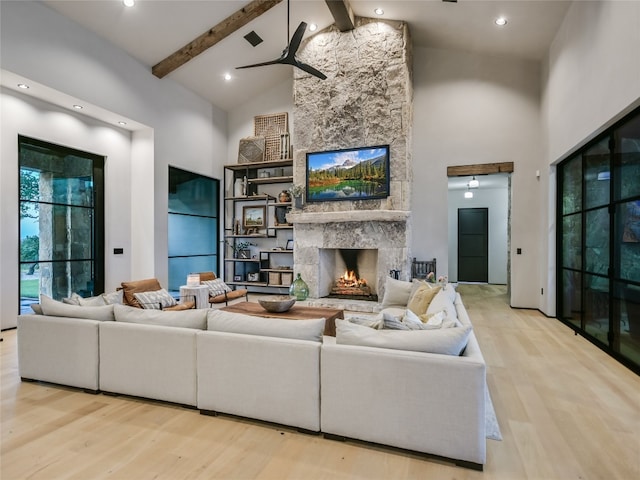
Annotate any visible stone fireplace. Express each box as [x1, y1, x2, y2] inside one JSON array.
[[288, 17, 413, 301]]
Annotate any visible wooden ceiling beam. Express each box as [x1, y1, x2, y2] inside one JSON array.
[[325, 0, 355, 32], [447, 162, 514, 177], [152, 0, 284, 79]]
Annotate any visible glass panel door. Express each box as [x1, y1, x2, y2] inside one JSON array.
[[19, 136, 104, 312]]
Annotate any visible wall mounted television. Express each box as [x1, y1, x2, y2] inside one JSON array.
[[305, 145, 390, 202]]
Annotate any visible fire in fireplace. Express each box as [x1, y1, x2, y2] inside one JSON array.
[[327, 249, 377, 301]]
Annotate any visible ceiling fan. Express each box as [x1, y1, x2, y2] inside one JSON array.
[[236, 0, 327, 80]]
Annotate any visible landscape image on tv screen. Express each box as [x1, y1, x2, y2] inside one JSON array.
[[306, 145, 390, 202]]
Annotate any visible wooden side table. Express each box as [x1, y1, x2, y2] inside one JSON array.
[[179, 285, 209, 309]]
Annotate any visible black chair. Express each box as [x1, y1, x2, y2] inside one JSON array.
[[411, 257, 436, 280]]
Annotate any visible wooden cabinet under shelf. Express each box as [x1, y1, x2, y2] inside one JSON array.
[[223, 160, 294, 292]]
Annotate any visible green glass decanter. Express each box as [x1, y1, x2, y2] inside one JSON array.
[[289, 273, 309, 301]]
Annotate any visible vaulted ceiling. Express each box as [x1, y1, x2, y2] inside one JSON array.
[[43, 0, 571, 112]]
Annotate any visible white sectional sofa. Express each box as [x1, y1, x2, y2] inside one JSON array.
[[16, 286, 487, 470]]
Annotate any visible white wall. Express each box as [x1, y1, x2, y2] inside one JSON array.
[[0, 1, 226, 328], [540, 0, 640, 315], [447, 185, 509, 285], [412, 46, 543, 308]]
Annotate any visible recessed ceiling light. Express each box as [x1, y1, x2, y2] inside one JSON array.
[[495, 17, 507, 26], [123, 0, 135, 7], [374, 8, 384, 16], [17, 83, 29, 89], [72, 104, 83, 110], [118, 121, 127, 126], [224, 73, 232, 81], [309, 23, 318, 32]]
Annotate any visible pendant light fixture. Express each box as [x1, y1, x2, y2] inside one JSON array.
[[464, 186, 473, 199], [469, 176, 479, 188]]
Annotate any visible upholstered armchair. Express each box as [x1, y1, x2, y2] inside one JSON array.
[[120, 278, 195, 311], [197, 272, 248, 306]]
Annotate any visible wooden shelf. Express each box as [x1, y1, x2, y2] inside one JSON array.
[[224, 194, 274, 201], [224, 258, 260, 262], [261, 268, 294, 273], [224, 159, 293, 170], [249, 175, 293, 185], [227, 281, 268, 287]]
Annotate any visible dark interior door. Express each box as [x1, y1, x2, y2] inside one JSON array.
[[458, 208, 488, 282]]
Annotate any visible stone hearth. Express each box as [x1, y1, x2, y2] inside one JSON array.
[[290, 17, 413, 300]]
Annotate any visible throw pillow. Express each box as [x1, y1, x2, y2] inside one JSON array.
[[133, 288, 177, 310], [382, 311, 411, 330], [121, 278, 162, 308], [406, 285, 441, 315], [114, 304, 207, 330], [347, 314, 384, 329], [202, 278, 231, 297], [101, 290, 124, 305], [335, 319, 472, 356], [207, 309, 325, 342], [30, 303, 43, 315], [62, 292, 82, 305], [381, 277, 413, 307], [426, 289, 458, 323], [78, 295, 107, 306], [39, 294, 115, 321]]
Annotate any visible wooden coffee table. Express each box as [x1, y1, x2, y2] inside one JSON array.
[[220, 302, 344, 336]]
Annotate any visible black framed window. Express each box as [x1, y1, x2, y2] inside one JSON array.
[[557, 107, 640, 374], [168, 167, 220, 291], [18, 136, 105, 312]]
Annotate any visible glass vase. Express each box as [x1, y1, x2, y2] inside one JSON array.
[[289, 273, 309, 301]]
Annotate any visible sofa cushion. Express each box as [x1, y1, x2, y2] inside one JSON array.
[[40, 294, 115, 321], [407, 285, 441, 315], [30, 303, 43, 315], [207, 309, 325, 342], [121, 278, 162, 308], [381, 277, 413, 307], [202, 278, 231, 297], [133, 288, 177, 310], [114, 304, 206, 329], [335, 318, 472, 355]]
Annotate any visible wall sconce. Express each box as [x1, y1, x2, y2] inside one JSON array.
[[469, 176, 479, 188], [464, 187, 473, 199]]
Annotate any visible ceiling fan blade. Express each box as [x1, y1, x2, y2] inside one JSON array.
[[286, 22, 307, 58], [236, 58, 282, 69], [294, 60, 327, 80]]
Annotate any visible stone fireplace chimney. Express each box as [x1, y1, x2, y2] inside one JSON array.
[[289, 17, 413, 299]]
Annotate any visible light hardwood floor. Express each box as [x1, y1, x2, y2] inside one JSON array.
[[2, 285, 639, 479]]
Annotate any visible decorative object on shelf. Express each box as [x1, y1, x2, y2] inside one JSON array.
[[259, 170, 270, 178], [286, 239, 294, 250], [289, 273, 309, 301], [279, 190, 291, 203], [281, 272, 293, 286], [186, 273, 200, 287], [238, 136, 265, 163], [275, 206, 290, 225], [226, 240, 254, 259], [233, 275, 243, 282], [234, 178, 244, 197], [258, 295, 296, 313], [280, 133, 290, 160], [253, 112, 288, 162], [268, 272, 282, 285], [247, 272, 260, 282], [242, 205, 266, 228], [234, 219, 241, 235], [288, 184, 305, 209], [437, 275, 448, 286]]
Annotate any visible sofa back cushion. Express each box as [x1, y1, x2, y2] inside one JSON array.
[[40, 294, 115, 321], [335, 318, 472, 355], [114, 304, 207, 330], [120, 278, 162, 308], [381, 277, 413, 307], [207, 309, 325, 342]]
